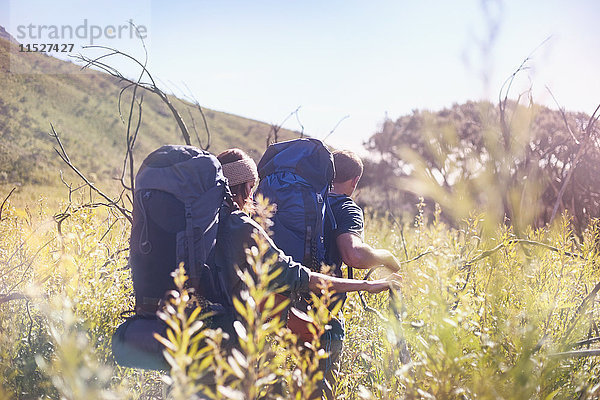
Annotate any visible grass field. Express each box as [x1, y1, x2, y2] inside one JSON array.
[[1, 192, 599, 399]]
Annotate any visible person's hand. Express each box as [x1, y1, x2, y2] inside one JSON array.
[[364, 273, 401, 294]]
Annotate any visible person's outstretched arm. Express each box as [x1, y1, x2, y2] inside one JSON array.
[[308, 271, 397, 294], [242, 218, 398, 295], [337, 232, 401, 272]]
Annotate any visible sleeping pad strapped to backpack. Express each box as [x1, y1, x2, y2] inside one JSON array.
[[112, 145, 234, 370]]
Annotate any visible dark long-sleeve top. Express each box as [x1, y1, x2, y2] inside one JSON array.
[[211, 207, 311, 303]]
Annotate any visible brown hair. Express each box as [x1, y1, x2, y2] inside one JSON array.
[[333, 150, 363, 183], [217, 148, 255, 209]]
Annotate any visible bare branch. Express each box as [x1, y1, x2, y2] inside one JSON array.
[[0, 292, 30, 304], [117, 82, 137, 121], [267, 106, 302, 147], [387, 210, 409, 260], [586, 103, 600, 134], [322, 115, 350, 142], [278, 106, 301, 130], [6, 238, 55, 294], [561, 279, 600, 344], [49, 124, 133, 224], [184, 102, 211, 150], [182, 82, 212, 150], [546, 86, 580, 144], [118, 33, 148, 194], [461, 238, 583, 270], [125, 94, 144, 193], [550, 145, 586, 222], [195, 104, 211, 150], [548, 100, 599, 223], [73, 46, 191, 146], [569, 336, 600, 349], [294, 107, 305, 138], [0, 187, 16, 221], [550, 349, 600, 358], [498, 36, 551, 150], [99, 218, 120, 242], [98, 246, 130, 271]]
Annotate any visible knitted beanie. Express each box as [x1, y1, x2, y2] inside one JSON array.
[[221, 158, 258, 187]]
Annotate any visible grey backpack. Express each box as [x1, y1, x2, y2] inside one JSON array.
[[113, 145, 234, 370]]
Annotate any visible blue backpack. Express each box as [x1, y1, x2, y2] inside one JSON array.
[[256, 138, 335, 270], [113, 145, 234, 370]]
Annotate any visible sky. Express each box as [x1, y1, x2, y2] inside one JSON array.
[[1, 0, 599, 151]]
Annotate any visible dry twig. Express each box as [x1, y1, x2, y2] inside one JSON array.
[[266, 106, 302, 147], [0, 187, 16, 221], [50, 124, 132, 224], [322, 115, 350, 143]]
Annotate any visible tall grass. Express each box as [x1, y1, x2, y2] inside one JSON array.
[[1, 192, 599, 399]]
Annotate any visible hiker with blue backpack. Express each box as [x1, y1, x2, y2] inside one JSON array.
[[256, 141, 403, 399], [112, 144, 396, 393]]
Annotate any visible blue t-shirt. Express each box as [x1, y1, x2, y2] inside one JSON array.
[[324, 194, 364, 272], [323, 193, 364, 337]]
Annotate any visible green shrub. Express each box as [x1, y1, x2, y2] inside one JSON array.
[[1, 195, 599, 399]]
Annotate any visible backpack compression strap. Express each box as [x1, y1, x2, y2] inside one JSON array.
[[184, 204, 199, 281], [301, 191, 317, 269]]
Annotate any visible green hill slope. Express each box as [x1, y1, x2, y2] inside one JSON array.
[[0, 36, 297, 205]]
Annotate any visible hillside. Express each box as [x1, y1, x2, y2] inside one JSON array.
[[0, 35, 297, 205], [0, 26, 17, 44]]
